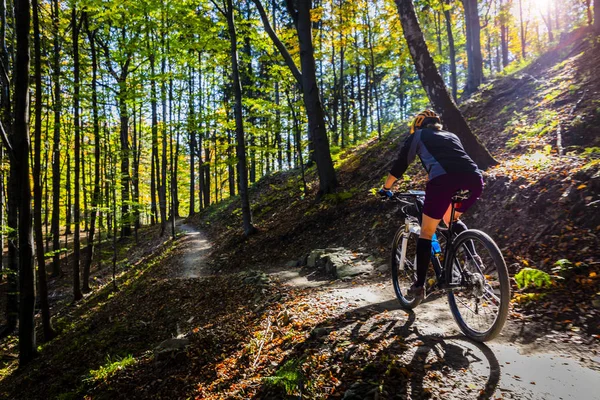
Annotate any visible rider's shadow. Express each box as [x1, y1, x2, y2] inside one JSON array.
[[396, 323, 501, 400], [252, 302, 501, 400]]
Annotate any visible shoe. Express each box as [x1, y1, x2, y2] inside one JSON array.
[[407, 283, 425, 301]]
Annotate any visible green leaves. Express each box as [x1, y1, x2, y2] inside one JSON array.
[[514, 267, 552, 290], [263, 358, 304, 396], [84, 354, 136, 383]]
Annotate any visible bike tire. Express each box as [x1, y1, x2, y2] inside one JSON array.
[[447, 229, 510, 342], [391, 227, 422, 309]]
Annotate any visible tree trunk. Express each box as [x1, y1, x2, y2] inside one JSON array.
[[132, 102, 140, 242], [462, 0, 483, 94], [340, 35, 346, 148], [227, 128, 235, 196], [287, 90, 308, 194], [365, 6, 382, 138], [226, 0, 256, 236], [33, 0, 55, 340], [173, 85, 181, 226], [150, 52, 159, 225], [204, 145, 211, 207], [331, 40, 339, 147], [500, 0, 509, 67], [290, 0, 338, 196], [159, 33, 168, 236], [14, 0, 36, 365], [197, 52, 206, 206], [4, 150, 18, 337], [72, 6, 82, 302], [518, 0, 526, 59], [82, 140, 88, 233], [83, 15, 99, 293], [118, 82, 131, 237], [434, 9, 443, 79], [51, 0, 61, 276], [0, 0, 8, 284], [253, 0, 321, 169], [65, 142, 72, 236], [0, 0, 17, 337], [443, 0, 457, 101], [189, 66, 196, 216], [394, 0, 497, 169], [542, 1, 554, 42], [273, 0, 282, 169], [168, 73, 176, 235]]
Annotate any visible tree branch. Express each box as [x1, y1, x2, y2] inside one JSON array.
[[0, 56, 9, 88], [0, 120, 15, 162], [251, 0, 302, 85], [209, 0, 226, 17], [480, 0, 492, 29], [285, 0, 298, 27], [96, 35, 120, 81]]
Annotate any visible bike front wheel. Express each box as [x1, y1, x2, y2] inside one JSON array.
[[391, 228, 422, 309], [447, 229, 510, 342]]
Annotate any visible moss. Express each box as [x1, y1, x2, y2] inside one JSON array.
[[85, 354, 136, 384]]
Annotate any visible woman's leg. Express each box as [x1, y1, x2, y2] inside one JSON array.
[[442, 206, 462, 226], [414, 214, 441, 288]]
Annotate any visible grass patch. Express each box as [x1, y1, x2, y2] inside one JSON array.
[[497, 57, 534, 78], [506, 110, 559, 149], [263, 358, 304, 395], [85, 354, 136, 383]]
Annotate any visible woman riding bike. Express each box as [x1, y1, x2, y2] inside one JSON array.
[[378, 110, 483, 301]]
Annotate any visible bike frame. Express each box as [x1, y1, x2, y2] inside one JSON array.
[[396, 192, 467, 291]]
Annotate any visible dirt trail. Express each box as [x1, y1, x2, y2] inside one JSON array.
[[176, 222, 212, 278], [274, 270, 600, 399], [170, 225, 599, 398]]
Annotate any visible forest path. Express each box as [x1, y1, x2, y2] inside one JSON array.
[[175, 222, 212, 279], [274, 271, 600, 399]]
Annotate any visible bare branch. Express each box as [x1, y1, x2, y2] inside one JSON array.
[[480, 0, 492, 29], [0, 120, 14, 162], [209, 0, 226, 17], [285, 0, 298, 27], [0, 56, 9, 87], [96, 35, 120, 81], [251, 0, 302, 85]]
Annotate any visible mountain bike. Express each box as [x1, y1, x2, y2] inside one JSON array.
[[388, 190, 510, 342]]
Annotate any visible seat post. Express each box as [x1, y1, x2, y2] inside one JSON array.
[[448, 201, 457, 238]]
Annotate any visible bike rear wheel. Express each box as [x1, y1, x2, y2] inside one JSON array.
[[391, 228, 422, 309], [447, 229, 510, 342]]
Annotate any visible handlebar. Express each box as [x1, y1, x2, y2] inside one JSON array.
[[379, 190, 425, 205], [395, 190, 425, 197]]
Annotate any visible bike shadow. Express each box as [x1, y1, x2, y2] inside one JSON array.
[[253, 300, 501, 399]]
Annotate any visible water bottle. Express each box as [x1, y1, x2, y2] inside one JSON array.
[[431, 233, 442, 254]]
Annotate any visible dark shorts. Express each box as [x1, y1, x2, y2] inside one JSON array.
[[423, 173, 484, 220]]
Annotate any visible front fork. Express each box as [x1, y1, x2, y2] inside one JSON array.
[[398, 217, 420, 272]]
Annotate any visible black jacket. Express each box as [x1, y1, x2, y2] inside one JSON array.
[[390, 128, 480, 180]]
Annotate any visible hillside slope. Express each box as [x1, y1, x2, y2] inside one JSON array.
[[195, 27, 599, 271], [191, 27, 600, 331]]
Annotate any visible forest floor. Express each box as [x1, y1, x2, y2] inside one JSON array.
[[1, 220, 597, 399], [1, 26, 600, 400]]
